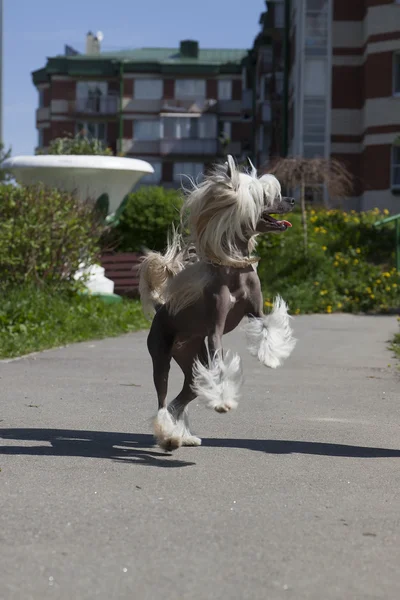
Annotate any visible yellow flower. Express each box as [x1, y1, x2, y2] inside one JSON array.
[[383, 209, 389, 215], [376, 279, 382, 284], [314, 281, 320, 286], [333, 261, 339, 267], [366, 287, 372, 294], [337, 302, 343, 309], [322, 246, 327, 251], [385, 286, 391, 292], [326, 305, 332, 313], [295, 308, 301, 315], [320, 290, 328, 296], [264, 300, 273, 307], [356, 248, 361, 254], [393, 283, 398, 288], [383, 272, 391, 278], [370, 294, 375, 299], [353, 259, 359, 265]]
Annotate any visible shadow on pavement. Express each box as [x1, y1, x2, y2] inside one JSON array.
[[203, 438, 400, 458], [0, 428, 195, 468], [1, 428, 400, 462]]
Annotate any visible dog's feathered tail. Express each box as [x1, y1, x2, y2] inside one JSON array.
[[138, 228, 186, 317], [245, 295, 297, 368]]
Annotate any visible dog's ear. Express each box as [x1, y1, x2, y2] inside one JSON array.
[[224, 155, 239, 189], [247, 157, 257, 178]]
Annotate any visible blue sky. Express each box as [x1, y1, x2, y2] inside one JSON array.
[[4, 0, 265, 156]]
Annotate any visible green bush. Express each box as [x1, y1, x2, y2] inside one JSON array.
[[0, 286, 149, 358], [114, 185, 183, 252], [392, 327, 400, 361], [0, 184, 104, 288], [44, 134, 113, 156], [257, 208, 400, 314]]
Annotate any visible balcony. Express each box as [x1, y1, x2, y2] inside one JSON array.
[[72, 95, 119, 116], [160, 138, 217, 155], [161, 98, 218, 114], [36, 107, 50, 123], [121, 139, 160, 155]]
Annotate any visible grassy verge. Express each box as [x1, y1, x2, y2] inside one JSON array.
[[0, 286, 149, 359], [391, 327, 400, 362]]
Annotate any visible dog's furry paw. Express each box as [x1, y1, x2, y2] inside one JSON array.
[[181, 435, 202, 446], [192, 351, 243, 411]]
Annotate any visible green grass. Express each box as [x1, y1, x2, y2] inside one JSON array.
[[391, 330, 400, 362], [0, 286, 149, 359]]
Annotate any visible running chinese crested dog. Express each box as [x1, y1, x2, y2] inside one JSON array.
[[139, 156, 296, 450]]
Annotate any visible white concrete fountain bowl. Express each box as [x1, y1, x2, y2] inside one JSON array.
[[4, 155, 154, 216]]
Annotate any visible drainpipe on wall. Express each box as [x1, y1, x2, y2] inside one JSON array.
[[282, 0, 290, 157], [118, 61, 124, 156]]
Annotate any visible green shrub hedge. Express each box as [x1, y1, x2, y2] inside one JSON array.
[[0, 184, 103, 288], [113, 185, 183, 252], [257, 208, 400, 314]]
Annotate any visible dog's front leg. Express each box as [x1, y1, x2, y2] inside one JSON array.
[[192, 287, 243, 413], [245, 295, 297, 369]]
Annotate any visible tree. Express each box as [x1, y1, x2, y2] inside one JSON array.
[[269, 157, 353, 252], [0, 143, 12, 183], [44, 134, 112, 156]]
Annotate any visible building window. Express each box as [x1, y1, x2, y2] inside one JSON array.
[[218, 121, 231, 142], [275, 72, 284, 96], [76, 121, 107, 142], [134, 79, 163, 100], [173, 162, 203, 183], [38, 88, 45, 108], [218, 80, 232, 100], [76, 81, 114, 113], [274, 3, 285, 28], [134, 119, 160, 140], [76, 81, 108, 98], [392, 144, 400, 188], [162, 115, 216, 139], [140, 161, 162, 184], [393, 53, 400, 95], [175, 79, 206, 99]]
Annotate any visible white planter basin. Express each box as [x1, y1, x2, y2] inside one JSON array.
[[4, 154, 154, 218], [4, 154, 154, 298]]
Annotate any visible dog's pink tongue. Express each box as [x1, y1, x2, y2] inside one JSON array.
[[278, 220, 292, 228]]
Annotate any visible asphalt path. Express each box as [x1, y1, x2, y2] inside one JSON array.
[[1, 313, 399, 599]]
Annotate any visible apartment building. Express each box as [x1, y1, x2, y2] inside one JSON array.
[[32, 36, 250, 186], [250, 0, 400, 211]]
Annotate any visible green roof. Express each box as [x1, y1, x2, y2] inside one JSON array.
[[32, 45, 249, 83], [84, 47, 248, 64]]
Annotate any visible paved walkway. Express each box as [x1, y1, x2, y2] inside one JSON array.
[[1, 314, 399, 600]]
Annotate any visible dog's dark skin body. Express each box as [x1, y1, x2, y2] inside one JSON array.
[[147, 197, 294, 449]]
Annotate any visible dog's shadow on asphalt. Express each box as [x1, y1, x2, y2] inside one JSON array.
[[1, 428, 400, 467], [0, 428, 194, 468]]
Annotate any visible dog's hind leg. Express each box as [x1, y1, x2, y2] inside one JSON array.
[[147, 316, 173, 411], [153, 338, 207, 451], [147, 312, 181, 449]]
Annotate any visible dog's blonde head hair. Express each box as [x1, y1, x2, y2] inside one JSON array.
[[181, 155, 281, 267]]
